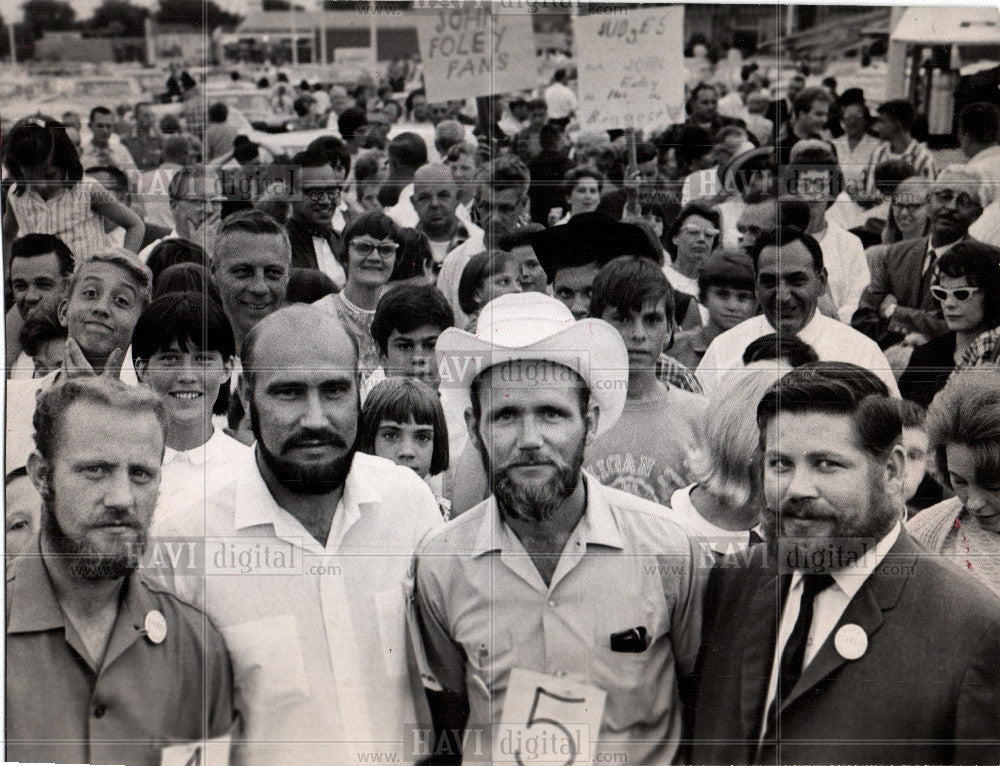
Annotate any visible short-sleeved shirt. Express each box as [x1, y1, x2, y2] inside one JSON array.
[[156, 449, 443, 765], [7, 180, 117, 261], [6, 545, 235, 766], [412, 473, 707, 765]]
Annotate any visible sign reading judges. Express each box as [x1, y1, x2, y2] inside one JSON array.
[[575, 7, 685, 130], [415, 5, 537, 102]]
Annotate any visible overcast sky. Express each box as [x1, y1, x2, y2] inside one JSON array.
[[1, 0, 251, 23]]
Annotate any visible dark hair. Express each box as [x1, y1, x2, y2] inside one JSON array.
[[10, 234, 74, 276], [698, 267, 756, 298], [458, 250, 516, 316], [305, 135, 351, 175], [89, 106, 113, 124], [539, 123, 564, 151], [86, 165, 129, 194], [131, 290, 236, 363], [877, 99, 916, 131], [742, 332, 819, 367], [286, 267, 336, 304], [477, 155, 531, 195], [388, 227, 434, 282], [5, 118, 83, 189], [792, 87, 832, 117], [33, 377, 167, 461], [338, 107, 368, 141], [777, 197, 812, 232], [756, 361, 899, 459], [153, 262, 222, 304], [388, 132, 429, 169], [405, 88, 427, 116], [371, 284, 454, 355], [357, 377, 449, 475], [19, 309, 67, 357], [895, 398, 926, 430], [935, 240, 1000, 331], [749, 226, 824, 272], [673, 124, 714, 166], [290, 149, 331, 170], [208, 102, 228, 123], [562, 166, 605, 200], [925, 368, 1000, 485], [666, 202, 721, 256], [292, 97, 312, 118], [6, 466, 29, 486], [873, 158, 915, 198], [589, 255, 675, 325], [159, 114, 182, 134], [689, 82, 719, 107], [146, 238, 209, 287], [496, 223, 545, 252], [958, 102, 1000, 146], [635, 142, 658, 165], [340, 212, 403, 269]]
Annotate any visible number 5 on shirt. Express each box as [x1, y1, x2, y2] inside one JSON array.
[[493, 668, 605, 765]]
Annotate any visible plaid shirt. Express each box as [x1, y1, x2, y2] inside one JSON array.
[[657, 353, 704, 395], [865, 139, 937, 194], [952, 327, 1000, 376]]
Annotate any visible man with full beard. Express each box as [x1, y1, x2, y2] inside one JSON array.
[[689, 362, 1000, 765], [154, 305, 443, 765], [412, 293, 707, 765], [7, 377, 235, 765]]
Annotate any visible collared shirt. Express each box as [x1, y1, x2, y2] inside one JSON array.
[[817, 222, 871, 322], [6, 543, 234, 766], [866, 139, 937, 194], [156, 450, 443, 765], [669, 484, 755, 556], [79, 139, 141, 180], [696, 312, 900, 398], [833, 133, 885, 196], [969, 198, 1000, 248], [313, 235, 347, 288], [385, 183, 416, 226], [153, 428, 252, 534], [656, 352, 705, 395], [413, 473, 707, 765], [953, 326, 1000, 373], [925, 236, 959, 273], [965, 145, 1000, 206], [434, 227, 489, 327], [760, 523, 901, 739]]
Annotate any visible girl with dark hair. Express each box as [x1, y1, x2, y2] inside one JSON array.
[[899, 241, 1000, 406], [2, 117, 144, 260]]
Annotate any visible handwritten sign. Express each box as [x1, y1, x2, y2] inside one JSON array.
[[415, 7, 537, 102], [575, 7, 685, 131]]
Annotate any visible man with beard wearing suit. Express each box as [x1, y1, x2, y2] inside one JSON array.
[[688, 362, 1000, 765]]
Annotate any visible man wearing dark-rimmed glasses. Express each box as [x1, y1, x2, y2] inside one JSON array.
[[286, 150, 347, 286]]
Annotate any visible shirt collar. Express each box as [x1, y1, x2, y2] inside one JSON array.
[[472, 471, 625, 557], [163, 428, 225, 467], [789, 521, 901, 600]]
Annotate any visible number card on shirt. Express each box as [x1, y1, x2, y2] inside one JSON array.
[[574, 7, 685, 131], [415, 6, 538, 102], [493, 668, 605, 765], [160, 728, 233, 766]]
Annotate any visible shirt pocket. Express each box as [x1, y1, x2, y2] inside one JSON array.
[[590, 600, 658, 690], [220, 614, 311, 710], [466, 625, 516, 705], [374, 586, 407, 678]]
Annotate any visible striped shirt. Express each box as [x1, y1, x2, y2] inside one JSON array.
[[7, 180, 116, 262], [865, 139, 937, 194]]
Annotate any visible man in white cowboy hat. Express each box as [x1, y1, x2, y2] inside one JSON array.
[[410, 292, 708, 765]]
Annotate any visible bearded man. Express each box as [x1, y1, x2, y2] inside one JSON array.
[[154, 305, 443, 765], [411, 293, 707, 765], [7, 377, 235, 766]]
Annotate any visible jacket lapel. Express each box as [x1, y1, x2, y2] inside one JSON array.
[[740, 566, 783, 739], [779, 532, 918, 712]]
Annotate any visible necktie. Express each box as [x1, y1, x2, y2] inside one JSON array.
[[779, 573, 834, 702]]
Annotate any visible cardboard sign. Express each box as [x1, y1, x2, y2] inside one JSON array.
[[493, 668, 605, 765], [415, 7, 537, 102], [575, 7, 685, 131]]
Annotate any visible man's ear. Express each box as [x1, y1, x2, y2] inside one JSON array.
[[26, 452, 52, 499], [464, 407, 479, 444], [583, 402, 600, 446], [134, 358, 148, 382], [818, 267, 829, 287], [56, 297, 69, 328], [884, 443, 906, 494]]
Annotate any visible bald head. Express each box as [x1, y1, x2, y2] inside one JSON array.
[[414, 163, 455, 187], [412, 164, 459, 236]]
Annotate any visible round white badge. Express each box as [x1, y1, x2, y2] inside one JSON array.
[[834, 624, 867, 660], [144, 610, 167, 645]]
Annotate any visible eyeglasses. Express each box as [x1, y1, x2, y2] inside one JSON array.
[[894, 201, 926, 213], [930, 285, 981, 302], [680, 226, 720, 239], [304, 186, 343, 201], [350, 239, 399, 257], [932, 190, 981, 210]]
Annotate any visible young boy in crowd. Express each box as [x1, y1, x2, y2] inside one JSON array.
[[670, 249, 757, 370], [131, 291, 250, 530], [583, 255, 708, 507]]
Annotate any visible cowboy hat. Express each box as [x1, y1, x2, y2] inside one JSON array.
[[436, 292, 628, 435]]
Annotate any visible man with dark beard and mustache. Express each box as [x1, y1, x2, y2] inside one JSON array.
[[153, 305, 443, 765], [7, 377, 235, 766], [412, 293, 707, 765], [689, 362, 1000, 765]]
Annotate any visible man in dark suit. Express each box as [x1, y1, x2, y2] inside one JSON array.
[[851, 167, 983, 346], [766, 73, 804, 140], [284, 150, 345, 286], [688, 362, 1000, 765]]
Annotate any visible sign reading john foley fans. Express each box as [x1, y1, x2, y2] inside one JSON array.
[[575, 6, 685, 130], [415, 6, 538, 102]]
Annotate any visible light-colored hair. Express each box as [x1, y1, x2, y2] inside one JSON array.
[[33, 377, 167, 461], [688, 365, 792, 507], [926, 366, 1000, 486], [213, 208, 292, 265], [68, 249, 153, 310]]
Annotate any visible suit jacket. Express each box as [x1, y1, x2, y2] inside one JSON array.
[[285, 216, 341, 271], [851, 236, 948, 344], [765, 99, 791, 139], [688, 533, 1000, 765]]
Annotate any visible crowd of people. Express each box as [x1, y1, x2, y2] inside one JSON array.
[[3, 53, 1000, 765]]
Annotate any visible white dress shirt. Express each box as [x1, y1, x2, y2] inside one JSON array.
[[312, 235, 347, 288], [760, 522, 901, 739], [156, 450, 443, 765], [696, 312, 900, 398], [969, 199, 1000, 248], [817, 223, 871, 322]]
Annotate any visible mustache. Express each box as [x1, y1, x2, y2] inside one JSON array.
[[771, 500, 836, 521], [282, 429, 348, 452]]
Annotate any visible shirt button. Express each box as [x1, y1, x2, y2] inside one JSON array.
[[93, 704, 107, 719], [548, 600, 556, 608]]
